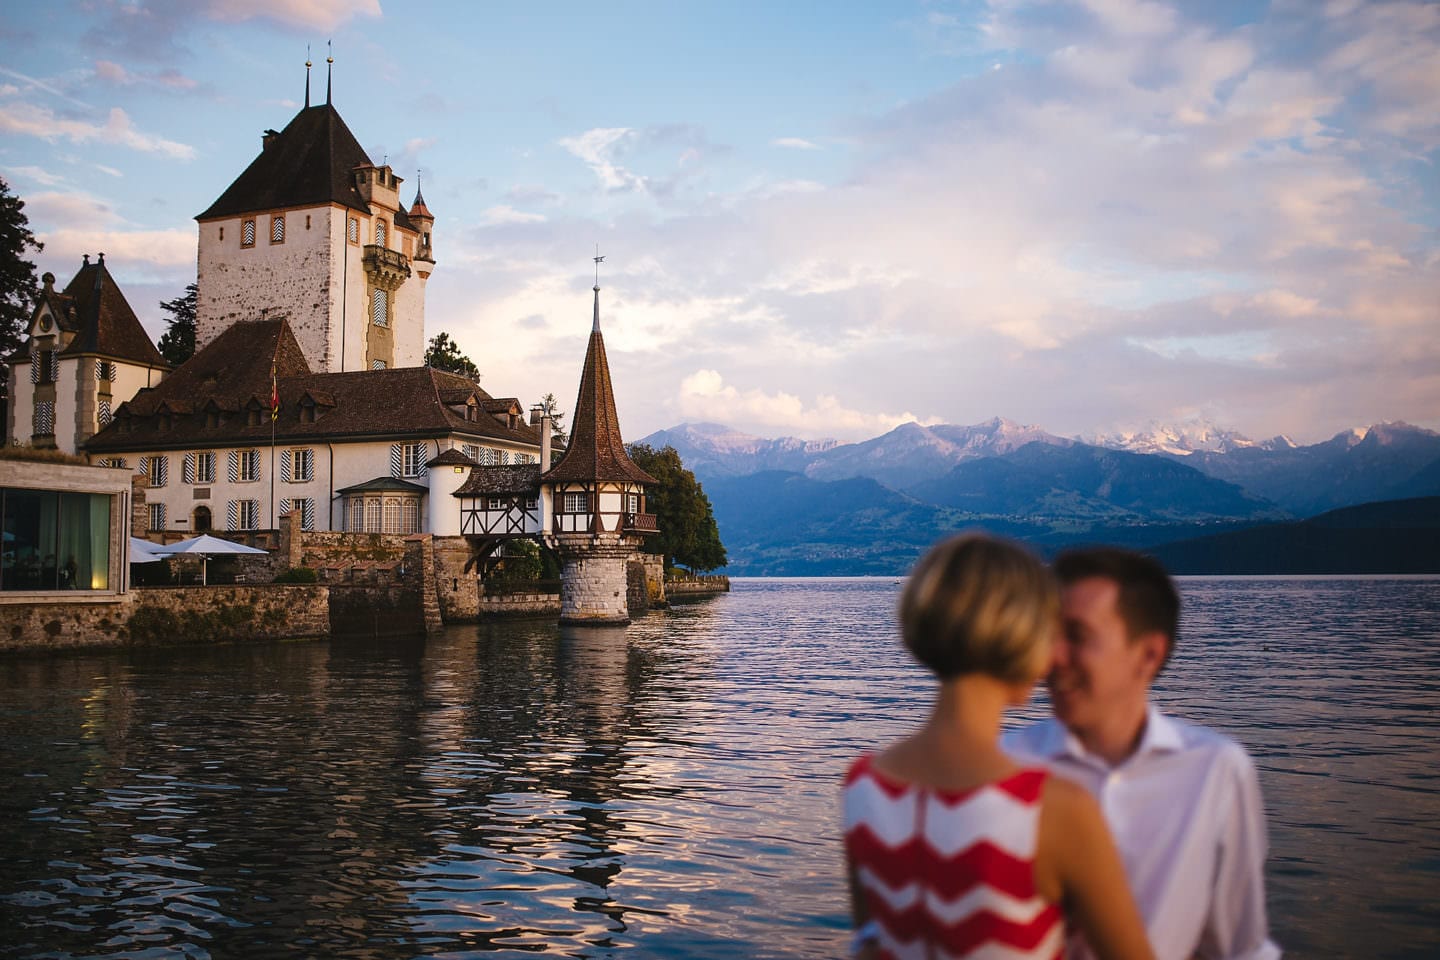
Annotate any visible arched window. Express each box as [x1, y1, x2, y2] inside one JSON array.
[[383, 498, 402, 534], [193, 506, 212, 532], [365, 499, 382, 532], [404, 499, 420, 534]]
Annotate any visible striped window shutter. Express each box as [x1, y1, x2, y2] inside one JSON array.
[[281, 449, 292, 482], [183, 453, 194, 484], [138, 455, 149, 477], [301, 498, 315, 531], [155, 456, 168, 487], [415, 448, 428, 479], [49, 351, 59, 382], [95, 360, 103, 379], [227, 500, 238, 530], [30, 347, 38, 383], [98, 399, 112, 425], [390, 444, 403, 478], [228, 451, 239, 482]]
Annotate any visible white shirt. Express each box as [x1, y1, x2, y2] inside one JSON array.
[[1005, 706, 1281, 960]]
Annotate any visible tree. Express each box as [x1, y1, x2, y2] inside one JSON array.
[[425, 331, 479, 379], [539, 391, 568, 445], [156, 283, 197, 365], [0, 177, 43, 417], [626, 442, 728, 572]]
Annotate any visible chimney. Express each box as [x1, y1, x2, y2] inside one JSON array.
[[530, 404, 543, 426], [262, 129, 281, 150], [540, 415, 552, 470]]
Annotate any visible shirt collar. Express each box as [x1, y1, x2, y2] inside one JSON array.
[[1047, 703, 1183, 770]]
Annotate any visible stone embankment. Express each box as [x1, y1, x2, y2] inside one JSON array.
[[2, 585, 329, 654], [666, 574, 731, 597]]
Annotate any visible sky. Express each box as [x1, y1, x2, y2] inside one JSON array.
[[1, 0, 1437, 445]]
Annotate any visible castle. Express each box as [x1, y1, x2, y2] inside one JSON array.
[[5, 76, 657, 624]]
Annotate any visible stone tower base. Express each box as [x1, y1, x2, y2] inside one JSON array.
[[553, 538, 636, 626]]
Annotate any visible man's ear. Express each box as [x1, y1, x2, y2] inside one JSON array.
[[1135, 630, 1168, 682]]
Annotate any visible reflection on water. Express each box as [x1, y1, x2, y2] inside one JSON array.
[[1, 577, 1437, 958]]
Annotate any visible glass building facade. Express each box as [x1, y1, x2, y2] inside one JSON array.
[[1, 488, 112, 591]]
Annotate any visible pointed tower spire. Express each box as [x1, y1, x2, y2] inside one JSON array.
[[305, 46, 312, 108], [592, 247, 605, 333], [542, 261, 656, 487], [326, 41, 333, 105]]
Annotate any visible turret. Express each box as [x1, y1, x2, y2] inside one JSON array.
[[409, 183, 435, 279]]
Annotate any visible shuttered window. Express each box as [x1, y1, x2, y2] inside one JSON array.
[[270, 215, 284, 243], [241, 219, 256, 247], [371, 289, 388, 327]]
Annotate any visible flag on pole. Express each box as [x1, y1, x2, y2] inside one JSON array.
[[270, 359, 279, 421]]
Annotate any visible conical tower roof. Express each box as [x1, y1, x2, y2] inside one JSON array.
[[53, 255, 166, 366], [541, 286, 657, 486], [196, 104, 375, 221]]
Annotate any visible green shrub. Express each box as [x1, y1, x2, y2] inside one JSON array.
[[274, 567, 319, 583]]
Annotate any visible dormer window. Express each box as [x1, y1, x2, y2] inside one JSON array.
[[247, 405, 263, 427], [270, 215, 285, 243], [241, 218, 256, 247]]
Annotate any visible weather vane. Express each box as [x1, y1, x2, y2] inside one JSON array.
[[593, 244, 605, 287]]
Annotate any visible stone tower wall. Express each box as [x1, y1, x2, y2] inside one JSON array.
[[196, 205, 340, 370]]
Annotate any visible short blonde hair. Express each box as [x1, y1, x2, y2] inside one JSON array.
[[899, 533, 1058, 682]]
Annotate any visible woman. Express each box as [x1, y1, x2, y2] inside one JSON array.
[[843, 534, 1153, 960]]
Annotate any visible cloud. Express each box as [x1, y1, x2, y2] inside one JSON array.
[[8, 165, 66, 187], [558, 124, 727, 200], [772, 137, 821, 150], [27, 189, 196, 278], [480, 205, 547, 226], [0, 101, 195, 159], [676, 369, 939, 440], [205, 0, 382, 31], [92, 59, 199, 91]]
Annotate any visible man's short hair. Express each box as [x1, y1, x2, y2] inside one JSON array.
[[900, 533, 1059, 682], [1053, 547, 1180, 667]]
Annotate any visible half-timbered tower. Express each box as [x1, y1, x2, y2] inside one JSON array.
[[539, 284, 657, 624]]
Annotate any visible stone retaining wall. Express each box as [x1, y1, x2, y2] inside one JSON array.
[[477, 592, 562, 619], [666, 576, 731, 596], [1, 584, 330, 653]]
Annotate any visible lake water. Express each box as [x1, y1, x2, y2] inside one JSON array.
[[2, 577, 1437, 959]]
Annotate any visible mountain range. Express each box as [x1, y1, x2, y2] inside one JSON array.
[[636, 419, 1440, 575]]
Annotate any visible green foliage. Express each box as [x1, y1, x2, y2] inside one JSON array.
[[156, 282, 197, 365], [626, 443, 728, 572], [126, 605, 180, 645], [539, 392, 568, 445], [492, 539, 544, 584], [425, 331, 480, 380], [0, 177, 43, 410], [274, 566, 318, 583]]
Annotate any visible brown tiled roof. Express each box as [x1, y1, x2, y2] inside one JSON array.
[[541, 288, 657, 486], [454, 464, 541, 496], [30, 258, 167, 368], [427, 448, 476, 467], [196, 104, 414, 231], [336, 476, 428, 495], [86, 318, 544, 454]]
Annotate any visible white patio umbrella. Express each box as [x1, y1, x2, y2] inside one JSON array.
[[151, 534, 268, 585], [129, 537, 165, 564]]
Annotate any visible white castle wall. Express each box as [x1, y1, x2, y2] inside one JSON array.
[[197, 206, 339, 370]]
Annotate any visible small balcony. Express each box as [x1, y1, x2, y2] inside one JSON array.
[[362, 244, 411, 290], [623, 512, 659, 534]]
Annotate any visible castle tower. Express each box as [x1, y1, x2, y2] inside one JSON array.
[[6, 254, 167, 453], [193, 83, 432, 375], [541, 283, 658, 625]]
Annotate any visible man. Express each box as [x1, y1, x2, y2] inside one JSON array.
[[1005, 548, 1281, 960]]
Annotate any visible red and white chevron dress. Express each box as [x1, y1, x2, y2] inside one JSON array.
[[844, 755, 1064, 960]]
